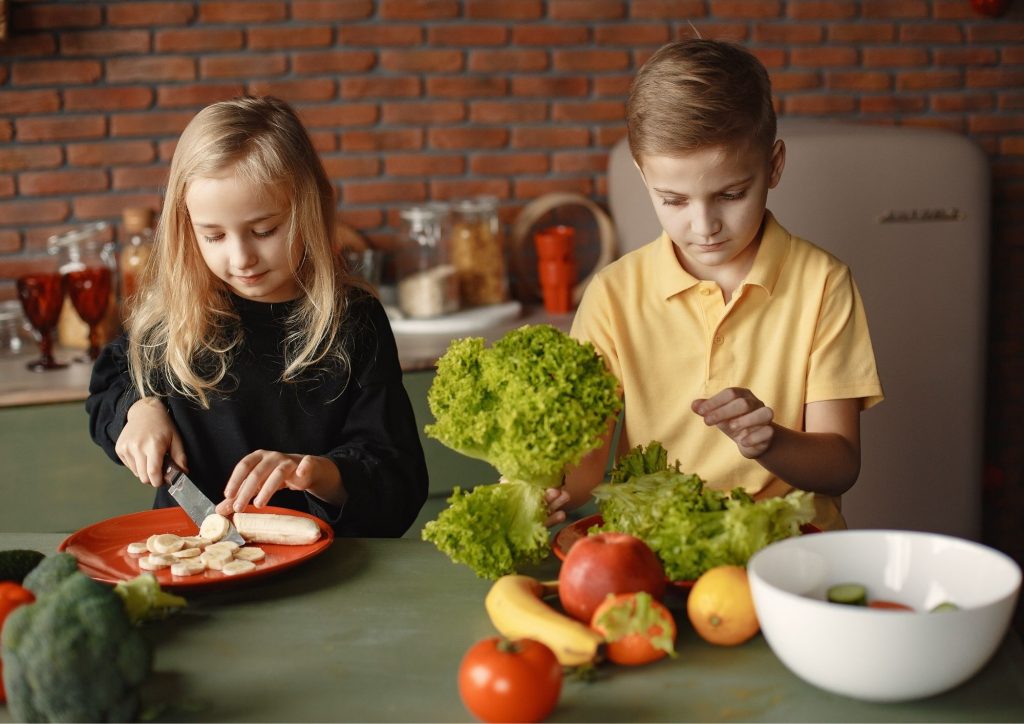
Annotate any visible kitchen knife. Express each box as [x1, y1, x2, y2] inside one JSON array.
[[162, 461, 245, 545]]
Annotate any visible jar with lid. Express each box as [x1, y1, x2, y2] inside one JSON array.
[[448, 195, 509, 306], [394, 203, 459, 319], [119, 206, 155, 318], [0, 299, 33, 358]]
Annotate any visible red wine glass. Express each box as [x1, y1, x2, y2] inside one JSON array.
[[65, 265, 112, 361], [15, 272, 67, 371]]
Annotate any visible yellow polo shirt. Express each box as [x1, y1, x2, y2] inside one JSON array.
[[571, 211, 883, 529]]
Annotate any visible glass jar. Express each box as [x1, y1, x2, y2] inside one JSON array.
[[119, 206, 155, 318], [395, 203, 459, 319], [448, 195, 509, 306], [0, 299, 33, 358]]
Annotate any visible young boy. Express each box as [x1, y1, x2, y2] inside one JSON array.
[[548, 39, 883, 530]]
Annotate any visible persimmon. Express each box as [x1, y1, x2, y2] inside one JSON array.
[[686, 565, 759, 646], [590, 592, 677, 666]]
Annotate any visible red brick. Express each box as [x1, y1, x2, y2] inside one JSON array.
[[108, 3, 196, 26], [428, 127, 509, 150], [552, 151, 606, 174], [931, 93, 995, 113], [157, 84, 245, 108], [341, 76, 421, 99], [900, 24, 964, 43], [293, 50, 377, 74], [790, 47, 858, 67], [593, 75, 633, 97], [859, 94, 928, 114], [511, 126, 590, 148], [381, 102, 465, 124], [379, 0, 460, 20], [11, 60, 102, 86], [429, 24, 508, 46], [967, 68, 1024, 89], [12, 3, 101, 30], [308, 131, 338, 153], [932, 0, 975, 18], [470, 101, 547, 124], [629, 0, 707, 19], [199, 2, 287, 22], [67, 141, 156, 167], [549, 0, 626, 20], [158, 140, 179, 162], [155, 29, 245, 53], [827, 23, 896, 42], [0, 231, 21, 254], [380, 49, 464, 73], [710, 0, 782, 18], [902, 116, 964, 133], [466, 0, 543, 19], [321, 156, 381, 179], [751, 47, 787, 69], [514, 177, 592, 199], [468, 153, 547, 176], [554, 50, 630, 72], [999, 92, 1024, 111], [552, 101, 624, 123], [0, 199, 69, 225], [0, 146, 62, 173], [299, 104, 378, 129], [64, 87, 153, 112], [827, 71, 892, 92], [107, 57, 195, 83], [110, 112, 194, 138], [0, 90, 60, 114], [18, 170, 107, 196], [754, 24, 824, 44], [769, 70, 822, 92], [593, 23, 668, 45], [469, 50, 548, 73], [511, 76, 589, 98], [342, 180, 427, 204], [200, 54, 287, 79], [427, 76, 509, 98], [340, 129, 424, 152], [969, 115, 1024, 135], [386, 154, 466, 176], [787, 0, 857, 18], [934, 48, 999, 66], [248, 26, 333, 50], [1003, 48, 1024, 65], [511, 24, 591, 45], [60, 30, 150, 56], [862, 0, 929, 18], [337, 25, 423, 46], [897, 70, 962, 91], [1001, 138, 1024, 156], [862, 47, 929, 66], [430, 178, 509, 200], [0, 34, 57, 57], [293, 0, 373, 20], [783, 95, 857, 114], [0, 176, 16, 198], [967, 23, 1024, 43], [16, 116, 106, 142], [73, 194, 161, 220], [336, 208, 384, 231], [248, 79, 337, 101]]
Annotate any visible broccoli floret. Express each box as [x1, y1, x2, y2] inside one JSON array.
[[2, 570, 153, 722], [114, 573, 187, 624], [422, 481, 549, 579], [425, 324, 621, 488], [21, 551, 79, 598]]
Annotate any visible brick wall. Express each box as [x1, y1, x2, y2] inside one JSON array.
[[1, 0, 1023, 562]]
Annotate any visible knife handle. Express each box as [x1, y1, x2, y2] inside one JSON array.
[[163, 459, 182, 487]]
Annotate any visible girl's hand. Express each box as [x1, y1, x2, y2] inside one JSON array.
[[692, 387, 776, 459], [116, 397, 187, 487], [543, 487, 570, 528], [216, 450, 342, 514]]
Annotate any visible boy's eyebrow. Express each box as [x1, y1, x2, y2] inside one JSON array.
[[652, 176, 754, 196]]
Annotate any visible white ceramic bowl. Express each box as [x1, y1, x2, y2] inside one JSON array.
[[747, 529, 1021, 702]]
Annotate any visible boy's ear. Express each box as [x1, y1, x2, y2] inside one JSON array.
[[768, 139, 786, 189]]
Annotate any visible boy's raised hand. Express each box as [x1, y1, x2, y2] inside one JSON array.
[[216, 450, 343, 515], [692, 387, 776, 459], [116, 397, 187, 487]]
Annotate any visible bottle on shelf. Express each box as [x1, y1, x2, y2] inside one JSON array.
[[119, 206, 155, 321]]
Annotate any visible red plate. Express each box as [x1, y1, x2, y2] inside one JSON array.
[[551, 513, 819, 590], [59, 505, 334, 590]]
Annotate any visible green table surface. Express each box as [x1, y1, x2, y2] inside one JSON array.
[[2, 532, 1024, 723]]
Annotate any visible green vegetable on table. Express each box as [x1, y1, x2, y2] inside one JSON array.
[[593, 442, 816, 581], [422, 324, 621, 579], [114, 572, 187, 624]]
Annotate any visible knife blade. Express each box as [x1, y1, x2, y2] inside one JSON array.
[[163, 461, 245, 545]]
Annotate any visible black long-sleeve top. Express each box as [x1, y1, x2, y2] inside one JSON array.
[[86, 292, 429, 538]]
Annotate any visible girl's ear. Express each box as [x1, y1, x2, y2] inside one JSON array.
[[768, 139, 786, 189]]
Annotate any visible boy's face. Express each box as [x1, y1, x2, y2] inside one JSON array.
[[638, 139, 785, 282]]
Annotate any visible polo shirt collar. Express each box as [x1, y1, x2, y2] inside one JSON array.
[[654, 210, 790, 300]]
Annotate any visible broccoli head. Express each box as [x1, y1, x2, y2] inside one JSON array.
[[114, 573, 187, 624], [425, 324, 621, 488], [21, 551, 78, 598], [2, 570, 153, 722]]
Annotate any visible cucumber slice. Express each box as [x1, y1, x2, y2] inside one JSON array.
[[930, 601, 959, 613], [827, 583, 868, 606]]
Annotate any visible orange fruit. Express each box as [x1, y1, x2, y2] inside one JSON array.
[[686, 565, 760, 646]]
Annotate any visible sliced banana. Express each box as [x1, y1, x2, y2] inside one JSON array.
[[233, 546, 266, 562], [170, 559, 207, 577], [199, 513, 231, 543], [138, 554, 175, 570], [149, 533, 185, 554], [221, 559, 256, 576], [126, 540, 149, 556], [201, 548, 233, 571], [171, 547, 202, 559], [205, 540, 240, 554], [182, 536, 210, 549]]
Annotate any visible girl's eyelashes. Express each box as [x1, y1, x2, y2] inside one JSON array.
[[199, 226, 278, 243], [202, 233, 224, 243], [252, 227, 277, 239]]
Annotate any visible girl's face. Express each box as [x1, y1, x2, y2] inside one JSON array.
[[639, 139, 785, 283], [185, 169, 301, 303]]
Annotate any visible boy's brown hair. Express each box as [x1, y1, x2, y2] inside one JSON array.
[[626, 39, 777, 163]]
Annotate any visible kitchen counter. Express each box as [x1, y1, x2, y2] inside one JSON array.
[[2, 532, 1023, 723]]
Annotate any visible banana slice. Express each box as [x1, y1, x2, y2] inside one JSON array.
[[149, 533, 185, 554], [126, 541, 149, 556], [182, 536, 210, 549], [201, 548, 233, 571], [221, 559, 257, 576], [138, 554, 175, 571], [171, 547, 202, 559], [170, 559, 206, 577], [233, 546, 266, 562], [205, 540, 240, 554], [199, 513, 231, 542]]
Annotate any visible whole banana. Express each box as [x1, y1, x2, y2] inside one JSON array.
[[484, 575, 603, 667]]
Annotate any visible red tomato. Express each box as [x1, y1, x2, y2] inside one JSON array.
[[0, 582, 35, 703], [970, 0, 1009, 17], [590, 591, 677, 666], [458, 637, 562, 723], [869, 599, 914, 612]]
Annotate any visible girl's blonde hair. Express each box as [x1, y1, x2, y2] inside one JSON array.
[[626, 39, 777, 162], [128, 96, 368, 407]]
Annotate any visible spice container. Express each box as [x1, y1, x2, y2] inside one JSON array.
[[395, 203, 459, 319], [449, 196, 508, 306], [119, 206, 154, 318]]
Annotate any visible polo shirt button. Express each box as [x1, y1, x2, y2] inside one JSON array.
[[713, 335, 724, 345], [700, 287, 712, 296]]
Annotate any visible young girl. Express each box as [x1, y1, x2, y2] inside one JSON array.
[[87, 96, 429, 538]]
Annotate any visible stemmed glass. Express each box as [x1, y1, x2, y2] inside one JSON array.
[[16, 265, 67, 371], [65, 253, 112, 361]]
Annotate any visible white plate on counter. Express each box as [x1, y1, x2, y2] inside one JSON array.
[[386, 301, 523, 335]]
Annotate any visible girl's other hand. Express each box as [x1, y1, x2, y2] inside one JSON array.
[[216, 450, 342, 514], [116, 397, 187, 487], [692, 387, 776, 459], [543, 487, 570, 528]]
